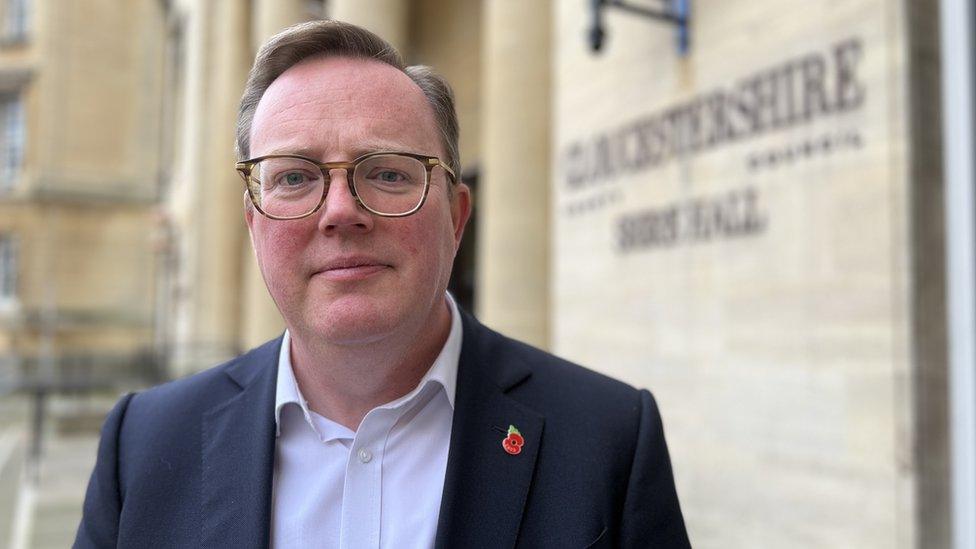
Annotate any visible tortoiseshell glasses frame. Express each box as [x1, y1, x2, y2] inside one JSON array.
[[235, 151, 458, 220]]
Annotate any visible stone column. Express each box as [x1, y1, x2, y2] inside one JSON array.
[[329, 0, 410, 56], [167, 2, 211, 377], [179, 0, 251, 373], [476, 0, 551, 349], [252, 0, 307, 49]]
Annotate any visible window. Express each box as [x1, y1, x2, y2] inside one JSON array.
[[0, 234, 16, 303], [1, 0, 29, 43], [0, 92, 24, 192]]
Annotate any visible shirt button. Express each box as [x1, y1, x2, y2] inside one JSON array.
[[357, 448, 372, 463]]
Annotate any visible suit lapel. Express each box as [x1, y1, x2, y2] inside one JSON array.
[[193, 319, 542, 548], [435, 313, 544, 549], [201, 338, 281, 549]]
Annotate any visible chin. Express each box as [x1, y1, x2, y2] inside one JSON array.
[[303, 298, 401, 346]]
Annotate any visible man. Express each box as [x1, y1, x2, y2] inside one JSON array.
[[75, 20, 689, 548]]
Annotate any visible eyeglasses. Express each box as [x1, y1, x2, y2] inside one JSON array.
[[236, 151, 457, 220]]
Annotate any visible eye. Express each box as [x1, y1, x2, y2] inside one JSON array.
[[363, 167, 411, 186], [257, 157, 321, 193], [377, 170, 405, 183], [280, 171, 309, 186]]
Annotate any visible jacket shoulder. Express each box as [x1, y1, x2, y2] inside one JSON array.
[[125, 337, 281, 416], [114, 336, 280, 467]]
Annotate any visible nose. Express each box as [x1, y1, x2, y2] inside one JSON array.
[[316, 168, 373, 233]]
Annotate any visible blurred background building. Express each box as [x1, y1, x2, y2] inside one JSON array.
[[0, 0, 163, 384], [1, 0, 974, 548]]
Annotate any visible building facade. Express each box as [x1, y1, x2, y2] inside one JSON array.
[[0, 0, 165, 386], [162, 1, 962, 547], [2, 0, 973, 547], [554, 1, 948, 547]]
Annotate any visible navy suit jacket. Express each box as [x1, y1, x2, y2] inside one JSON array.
[[75, 311, 690, 548]]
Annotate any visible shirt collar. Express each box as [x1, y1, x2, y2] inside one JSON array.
[[274, 292, 463, 436]]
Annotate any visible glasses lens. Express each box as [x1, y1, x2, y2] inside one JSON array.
[[353, 154, 426, 215], [250, 157, 325, 218]]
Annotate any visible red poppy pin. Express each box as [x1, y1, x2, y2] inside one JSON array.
[[502, 425, 524, 455]]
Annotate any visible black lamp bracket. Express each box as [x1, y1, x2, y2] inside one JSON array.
[[589, 0, 690, 55]]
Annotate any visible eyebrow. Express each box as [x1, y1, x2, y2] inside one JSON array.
[[265, 141, 424, 160]]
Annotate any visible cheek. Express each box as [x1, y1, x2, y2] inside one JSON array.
[[252, 220, 313, 271], [393, 209, 451, 260], [402, 240, 421, 257], [415, 213, 457, 262]]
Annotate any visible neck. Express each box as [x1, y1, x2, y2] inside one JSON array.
[[288, 297, 453, 431]]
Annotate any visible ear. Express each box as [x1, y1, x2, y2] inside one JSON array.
[[451, 182, 472, 252]]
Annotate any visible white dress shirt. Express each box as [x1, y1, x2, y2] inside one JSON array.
[[271, 295, 462, 549]]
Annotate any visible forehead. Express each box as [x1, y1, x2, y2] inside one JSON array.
[[250, 56, 440, 158]]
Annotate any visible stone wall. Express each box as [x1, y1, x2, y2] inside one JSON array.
[[552, 0, 946, 546]]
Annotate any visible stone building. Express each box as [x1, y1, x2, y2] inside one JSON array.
[[0, 0, 165, 386], [1, 0, 974, 548], [156, 1, 975, 547]]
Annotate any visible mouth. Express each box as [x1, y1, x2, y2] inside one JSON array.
[[314, 257, 392, 281]]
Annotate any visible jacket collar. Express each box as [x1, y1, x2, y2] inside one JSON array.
[[197, 308, 545, 549], [434, 309, 544, 548], [201, 337, 281, 549]]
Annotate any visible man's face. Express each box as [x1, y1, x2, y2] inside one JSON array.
[[245, 56, 470, 347]]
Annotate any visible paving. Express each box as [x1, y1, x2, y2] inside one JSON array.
[[0, 388, 138, 548], [4, 394, 111, 549], [26, 433, 98, 549]]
